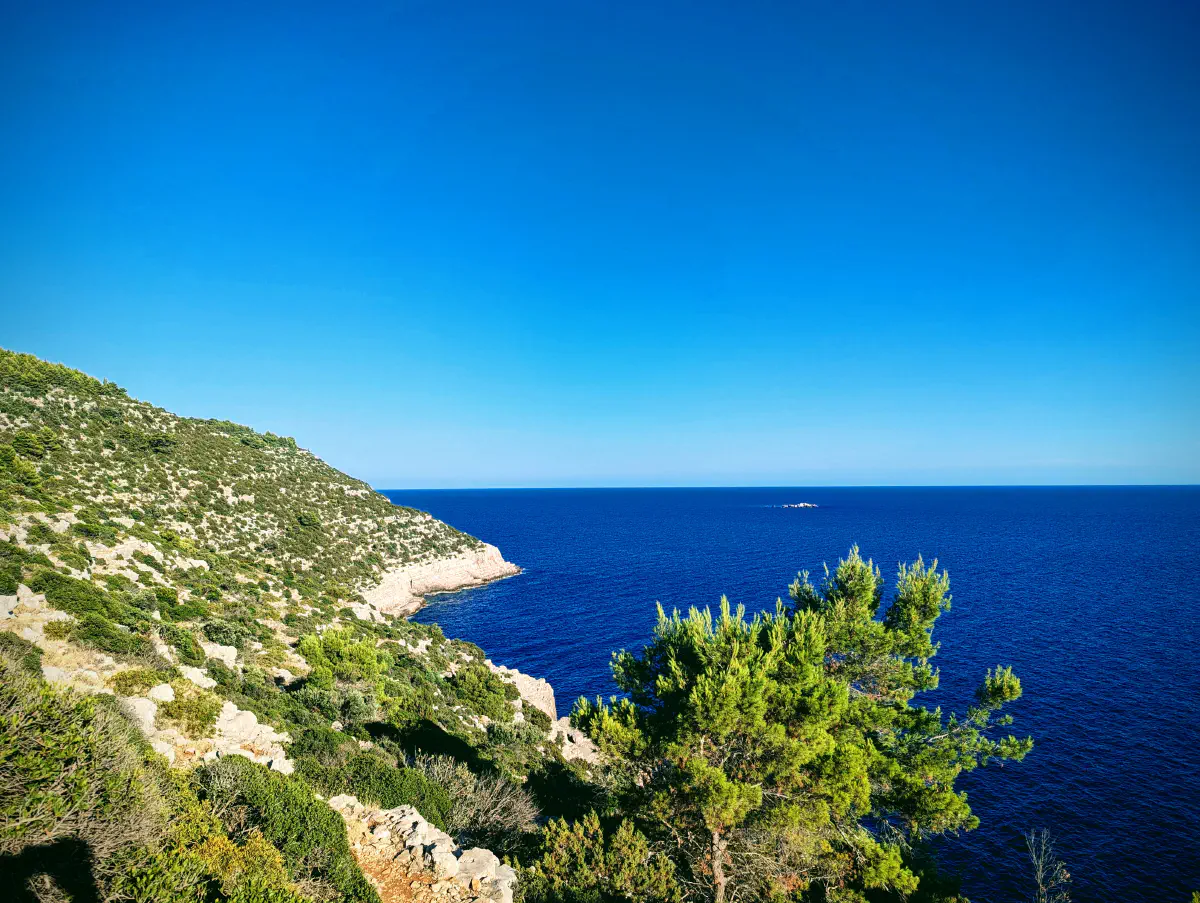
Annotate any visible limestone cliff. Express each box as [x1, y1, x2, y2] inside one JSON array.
[[358, 543, 520, 618]]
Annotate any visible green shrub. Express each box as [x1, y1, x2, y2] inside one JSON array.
[[448, 663, 517, 722], [72, 521, 119, 543], [44, 619, 73, 640], [156, 684, 222, 737], [0, 570, 18, 595], [30, 570, 111, 617], [195, 756, 379, 903], [109, 667, 176, 696], [57, 547, 92, 571], [153, 585, 178, 605], [0, 632, 43, 673], [520, 812, 680, 903], [203, 619, 250, 648], [342, 754, 452, 830], [25, 521, 56, 544], [161, 624, 205, 665], [297, 629, 391, 685], [0, 649, 167, 860], [525, 703, 553, 734], [11, 430, 46, 459], [288, 726, 352, 766], [71, 613, 154, 658], [160, 597, 208, 622]]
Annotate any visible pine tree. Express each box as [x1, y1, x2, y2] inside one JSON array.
[[573, 547, 1032, 902]]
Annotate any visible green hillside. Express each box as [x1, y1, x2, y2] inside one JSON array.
[[0, 348, 479, 597]]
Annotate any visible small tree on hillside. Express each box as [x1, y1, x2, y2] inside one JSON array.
[[573, 547, 1032, 902]]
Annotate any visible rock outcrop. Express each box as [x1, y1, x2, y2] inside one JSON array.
[[330, 794, 516, 903], [551, 717, 601, 765], [120, 695, 294, 773], [360, 544, 519, 617], [485, 660, 556, 721]]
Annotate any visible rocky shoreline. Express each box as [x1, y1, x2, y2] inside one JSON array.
[[357, 543, 521, 619]]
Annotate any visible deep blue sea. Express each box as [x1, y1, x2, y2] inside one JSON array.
[[381, 487, 1199, 902]]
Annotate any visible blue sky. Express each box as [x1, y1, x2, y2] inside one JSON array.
[[2, 0, 1197, 487]]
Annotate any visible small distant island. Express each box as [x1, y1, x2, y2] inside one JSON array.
[[780, 502, 819, 508]]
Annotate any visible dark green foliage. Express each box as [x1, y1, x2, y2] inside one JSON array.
[[153, 585, 178, 606], [0, 649, 167, 859], [11, 430, 46, 459], [203, 619, 251, 648], [160, 597, 209, 622], [161, 624, 205, 666], [448, 663, 517, 722], [196, 756, 379, 903], [520, 812, 680, 903], [0, 632, 43, 674], [342, 754, 452, 829], [525, 703, 553, 734], [0, 570, 16, 595], [72, 521, 119, 543], [30, 570, 111, 616], [573, 548, 1032, 902], [70, 613, 154, 658], [24, 521, 56, 545]]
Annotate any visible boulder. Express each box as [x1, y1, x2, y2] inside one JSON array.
[[179, 665, 217, 689], [200, 640, 237, 668], [147, 683, 175, 702], [121, 696, 158, 735]]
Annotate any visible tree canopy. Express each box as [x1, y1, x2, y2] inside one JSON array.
[[573, 547, 1032, 902]]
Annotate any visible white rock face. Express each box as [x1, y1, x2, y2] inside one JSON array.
[[121, 696, 159, 735], [360, 543, 519, 617], [41, 665, 69, 684], [200, 640, 238, 668], [147, 683, 175, 702], [212, 701, 294, 774], [329, 795, 516, 903], [486, 660, 557, 721], [179, 665, 217, 689], [552, 717, 601, 765]]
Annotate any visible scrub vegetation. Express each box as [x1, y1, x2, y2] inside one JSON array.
[[1, 348, 1037, 903]]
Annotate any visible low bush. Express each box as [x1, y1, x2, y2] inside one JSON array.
[[412, 753, 539, 850], [71, 613, 155, 658], [156, 683, 222, 737], [520, 812, 680, 903], [525, 703, 553, 734], [341, 754, 452, 830], [109, 667, 177, 696], [43, 619, 73, 640], [0, 631, 43, 674], [161, 623, 205, 666], [0, 649, 168, 862], [30, 570, 111, 617], [448, 663, 517, 722], [203, 619, 251, 648], [196, 756, 379, 903]]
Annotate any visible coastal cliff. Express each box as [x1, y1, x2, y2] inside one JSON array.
[[359, 542, 520, 618], [0, 348, 591, 903]]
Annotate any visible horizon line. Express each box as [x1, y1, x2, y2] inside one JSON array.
[[375, 483, 1200, 491]]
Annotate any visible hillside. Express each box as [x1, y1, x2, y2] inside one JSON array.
[[0, 349, 595, 903], [0, 348, 510, 596]]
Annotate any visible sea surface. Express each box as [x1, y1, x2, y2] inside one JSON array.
[[381, 487, 1200, 902]]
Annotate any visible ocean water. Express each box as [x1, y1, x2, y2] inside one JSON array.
[[382, 487, 1200, 902]]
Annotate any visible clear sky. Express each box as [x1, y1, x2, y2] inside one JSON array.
[[2, 1, 1197, 487]]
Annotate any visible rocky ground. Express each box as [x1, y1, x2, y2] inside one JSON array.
[[330, 795, 517, 903]]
